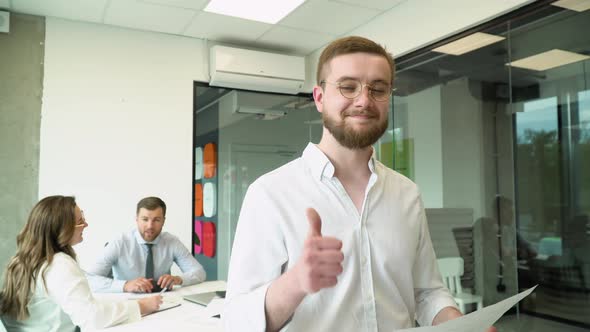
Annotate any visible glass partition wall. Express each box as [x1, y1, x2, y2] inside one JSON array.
[[394, 18, 520, 318], [193, 86, 395, 281], [193, 88, 316, 280], [193, 2, 589, 329], [394, 2, 590, 329], [512, 8, 590, 326]]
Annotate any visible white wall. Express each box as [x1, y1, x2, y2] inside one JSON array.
[[441, 77, 486, 220], [39, 18, 208, 269], [407, 85, 444, 207]]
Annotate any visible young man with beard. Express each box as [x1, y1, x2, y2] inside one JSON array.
[[87, 197, 206, 293], [223, 36, 496, 332]]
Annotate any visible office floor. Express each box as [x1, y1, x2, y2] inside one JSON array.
[[496, 313, 590, 332]]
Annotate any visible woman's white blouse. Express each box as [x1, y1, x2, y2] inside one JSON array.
[[1, 252, 140, 332]]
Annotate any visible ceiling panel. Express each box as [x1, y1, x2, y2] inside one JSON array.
[[140, 0, 209, 11], [256, 25, 334, 55], [279, 0, 380, 35], [184, 11, 271, 43], [4, 0, 538, 58], [11, 0, 108, 23], [330, 0, 406, 11], [104, 0, 197, 34]]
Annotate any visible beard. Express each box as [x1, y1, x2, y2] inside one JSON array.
[[323, 109, 388, 149]]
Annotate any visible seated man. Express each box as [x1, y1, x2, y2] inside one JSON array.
[[87, 196, 206, 293]]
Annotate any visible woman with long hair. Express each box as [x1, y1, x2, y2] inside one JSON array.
[[0, 195, 162, 331]]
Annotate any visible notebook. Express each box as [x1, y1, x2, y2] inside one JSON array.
[[142, 296, 182, 316], [183, 291, 226, 306]]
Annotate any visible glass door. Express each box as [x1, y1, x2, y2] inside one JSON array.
[[512, 9, 590, 324]]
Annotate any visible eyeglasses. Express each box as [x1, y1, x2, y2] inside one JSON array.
[[321, 78, 394, 102], [75, 210, 86, 227]]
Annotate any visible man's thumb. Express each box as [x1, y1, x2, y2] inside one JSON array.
[[306, 208, 322, 237]]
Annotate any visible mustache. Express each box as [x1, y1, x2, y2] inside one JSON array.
[[342, 109, 378, 118]]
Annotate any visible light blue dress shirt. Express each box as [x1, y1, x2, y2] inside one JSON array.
[[86, 229, 206, 292]]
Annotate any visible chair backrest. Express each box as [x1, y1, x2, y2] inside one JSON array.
[[0, 310, 7, 332], [437, 257, 464, 294], [0, 293, 5, 332]]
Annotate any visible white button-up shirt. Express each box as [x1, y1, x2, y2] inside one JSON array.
[[224, 143, 457, 332]]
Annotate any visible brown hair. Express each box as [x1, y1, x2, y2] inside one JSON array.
[[316, 36, 395, 85], [0, 196, 77, 320], [136, 196, 167, 217]]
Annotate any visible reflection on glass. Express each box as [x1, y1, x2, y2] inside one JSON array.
[[394, 19, 518, 316], [393, 3, 590, 329], [191, 4, 590, 329], [511, 7, 590, 326], [194, 87, 322, 280], [194, 86, 398, 281]]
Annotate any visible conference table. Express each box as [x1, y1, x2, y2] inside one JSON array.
[[92, 280, 226, 332]]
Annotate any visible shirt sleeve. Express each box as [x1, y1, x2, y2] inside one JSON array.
[[85, 240, 127, 293], [412, 198, 458, 326], [44, 254, 141, 330], [223, 181, 288, 332], [171, 236, 206, 286]]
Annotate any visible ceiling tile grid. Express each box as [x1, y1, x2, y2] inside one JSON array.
[[329, 0, 406, 11], [11, 0, 108, 23], [183, 10, 271, 42], [256, 25, 335, 55], [104, 0, 197, 34], [140, 0, 209, 11], [278, 0, 381, 35], [3, 0, 460, 56]]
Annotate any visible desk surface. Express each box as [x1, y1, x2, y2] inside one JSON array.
[[92, 280, 226, 332]]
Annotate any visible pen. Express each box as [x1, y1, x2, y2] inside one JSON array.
[[159, 287, 167, 294]]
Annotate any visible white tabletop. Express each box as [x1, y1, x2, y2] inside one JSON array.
[[92, 280, 226, 332]]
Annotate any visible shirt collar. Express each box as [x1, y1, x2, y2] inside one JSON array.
[[368, 150, 377, 173], [133, 228, 162, 245], [302, 143, 378, 181]]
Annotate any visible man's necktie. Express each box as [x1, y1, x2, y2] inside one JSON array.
[[145, 243, 154, 279]]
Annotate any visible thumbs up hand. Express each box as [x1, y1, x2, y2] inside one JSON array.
[[294, 208, 344, 294], [307, 207, 323, 238]]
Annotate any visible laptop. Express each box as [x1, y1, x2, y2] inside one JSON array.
[[183, 291, 226, 306]]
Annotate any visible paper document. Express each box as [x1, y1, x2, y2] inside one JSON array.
[[398, 286, 537, 332], [142, 295, 182, 316]]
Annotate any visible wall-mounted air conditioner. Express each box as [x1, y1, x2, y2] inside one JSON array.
[[209, 45, 305, 95]]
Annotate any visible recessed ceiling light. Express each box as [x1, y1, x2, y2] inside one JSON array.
[[432, 32, 505, 56], [204, 0, 305, 24], [507, 49, 590, 71], [551, 0, 590, 12]]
